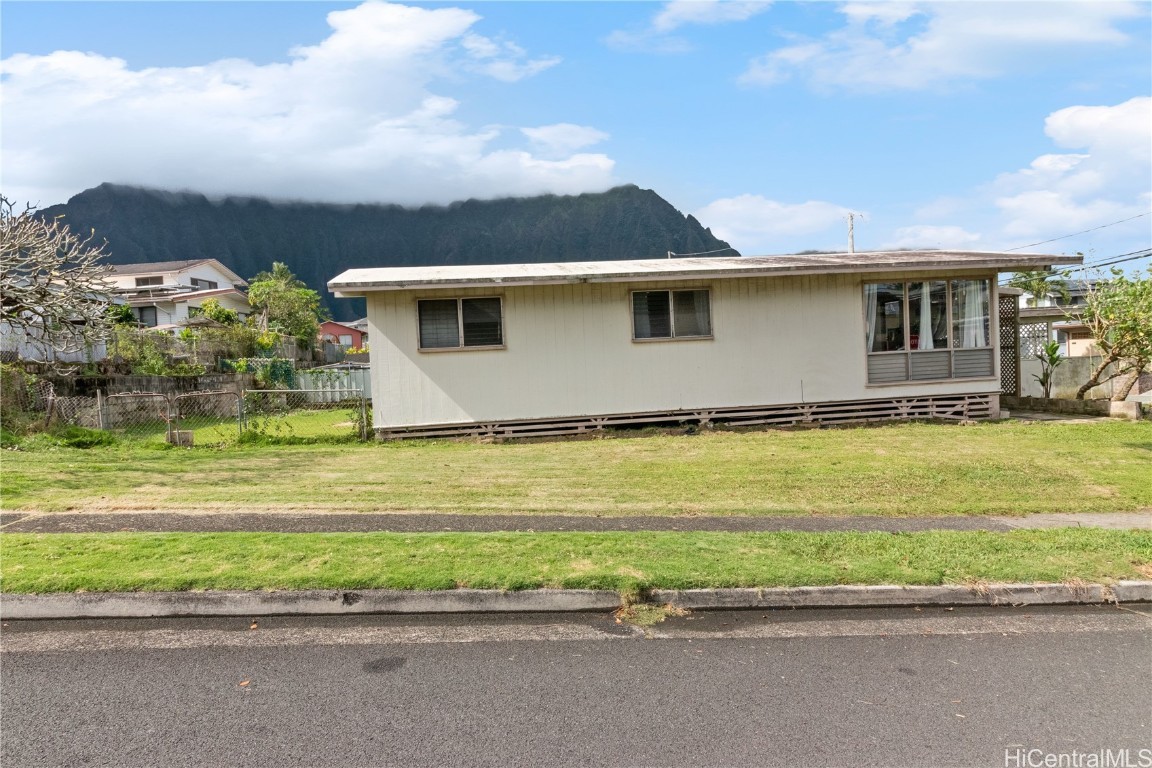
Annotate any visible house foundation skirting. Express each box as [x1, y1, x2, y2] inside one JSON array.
[[375, 392, 999, 440]]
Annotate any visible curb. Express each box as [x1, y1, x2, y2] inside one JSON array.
[[2, 581, 1150, 620]]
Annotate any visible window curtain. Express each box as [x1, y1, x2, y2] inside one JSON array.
[[918, 282, 934, 350], [673, 290, 710, 337], [864, 284, 878, 352], [955, 280, 990, 348]]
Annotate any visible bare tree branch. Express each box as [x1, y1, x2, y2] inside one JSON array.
[[1, 195, 115, 368]]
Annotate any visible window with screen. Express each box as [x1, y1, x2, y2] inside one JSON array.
[[418, 297, 504, 350], [864, 279, 993, 384], [632, 289, 711, 340]]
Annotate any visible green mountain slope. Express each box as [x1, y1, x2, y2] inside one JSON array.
[[41, 184, 736, 320]]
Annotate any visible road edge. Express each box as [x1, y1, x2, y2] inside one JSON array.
[[2, 581, 1150, 620]]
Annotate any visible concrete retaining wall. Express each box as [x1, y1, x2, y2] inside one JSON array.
[[1002, 395, 1144, 420]]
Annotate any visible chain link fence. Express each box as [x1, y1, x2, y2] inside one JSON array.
[[241, 389, 368, 443], [3, 385, 367, 447]]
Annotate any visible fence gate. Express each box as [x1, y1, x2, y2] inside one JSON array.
[[998, 294, 1020, 397], [102, 392, 173, 443], [173, 391, 242, 446]]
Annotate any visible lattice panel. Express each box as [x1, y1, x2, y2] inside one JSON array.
[[1019, 322, 1051, 360], [998, 294, 1020, 396]]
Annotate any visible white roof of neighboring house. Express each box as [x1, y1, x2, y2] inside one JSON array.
[[329, 251, 1082, 295], [109, 259, 248, 287], [125, 287, 248, 307]]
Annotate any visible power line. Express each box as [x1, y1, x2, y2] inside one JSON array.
[[997, 247, 1151, 285], [1003, 211, 1151, 252], [1062, 250, 1151, 274]]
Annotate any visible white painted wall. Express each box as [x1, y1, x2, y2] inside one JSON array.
[[366, 270, 1000, 429], [110, 262, 241, 291]]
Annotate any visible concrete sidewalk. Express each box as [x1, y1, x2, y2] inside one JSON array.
[[1, 510, 1148, 533]]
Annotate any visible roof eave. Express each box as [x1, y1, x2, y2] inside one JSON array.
[[329, 254, 1082, 293]]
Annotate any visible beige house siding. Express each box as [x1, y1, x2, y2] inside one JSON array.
[[366, 269, 1000, 430]]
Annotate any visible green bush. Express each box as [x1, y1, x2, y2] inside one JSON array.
[[0, 364, 42, 436], [51, 425, 117, 449]]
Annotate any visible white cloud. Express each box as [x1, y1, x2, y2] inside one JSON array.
[[741, 2, 1143, 90], [881, 225, 981, 250], [872, 97, 1151, 252], [693, 195, 855, 254], [691, 98, 1151, 256], [521, 124, 610, 158], [607, 0, 771, 53], [991, 97, 1151, 237], [652, 1, 772, 33], [0, 1, 611, 208]]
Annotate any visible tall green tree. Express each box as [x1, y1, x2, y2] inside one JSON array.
[[1075, 267, 1152, 401], [247, 262, 328, 343], [1008, 268, 1070, 307]]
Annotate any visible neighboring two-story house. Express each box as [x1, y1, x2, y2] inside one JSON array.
[[1016, 280, 1098, 358], [108, 259, 250, 329]]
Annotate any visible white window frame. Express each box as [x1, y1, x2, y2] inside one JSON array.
[[416, 296, 505, 352], [630, 288, 713, 342]]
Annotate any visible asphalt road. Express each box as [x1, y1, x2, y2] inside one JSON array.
[[2, 605, 1149, 768]]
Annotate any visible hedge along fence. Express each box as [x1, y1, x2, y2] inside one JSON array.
[[220, 358, 296, 389]]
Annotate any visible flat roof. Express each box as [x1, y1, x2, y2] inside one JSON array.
[[329, 250, 1082, 295]]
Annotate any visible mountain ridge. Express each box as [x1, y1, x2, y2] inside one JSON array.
[[41, 183, 737, 320]]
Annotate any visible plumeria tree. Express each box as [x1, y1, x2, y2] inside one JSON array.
[[0, 195, 114, 364], [1075, 267, 1152, 401]]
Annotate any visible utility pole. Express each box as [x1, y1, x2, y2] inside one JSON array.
[[847, 212, 864, 253]]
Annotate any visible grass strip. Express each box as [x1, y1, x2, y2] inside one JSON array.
[[2, 530, 1149, 594], [2, 421, 1151, 516]]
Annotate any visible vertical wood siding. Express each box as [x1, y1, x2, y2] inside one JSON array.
[[367, 272, 999, 428]]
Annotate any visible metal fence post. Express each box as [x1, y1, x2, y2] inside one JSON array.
[[97, 389, 106, 431], [360, 391, 368, 441]]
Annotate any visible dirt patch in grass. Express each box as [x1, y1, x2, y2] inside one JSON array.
[[614, 603, 691, 627]]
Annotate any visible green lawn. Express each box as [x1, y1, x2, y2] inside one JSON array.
[[2, 529, 1149, 594], [101, 408, 361, 446], [1, 420, 1148, 516]]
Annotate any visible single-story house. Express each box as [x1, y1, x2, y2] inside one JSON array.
[[107, 259, 250, 328], [318, 320, 367, 350], [328, 250, 1081, 438]]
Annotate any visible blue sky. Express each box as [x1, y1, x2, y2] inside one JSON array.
[[2, 1, 1149, 273]]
